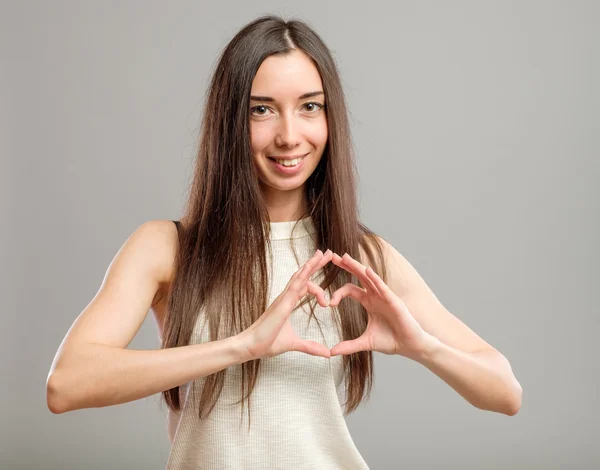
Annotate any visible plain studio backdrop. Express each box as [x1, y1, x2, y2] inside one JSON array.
[[1, 1, 598, 469]]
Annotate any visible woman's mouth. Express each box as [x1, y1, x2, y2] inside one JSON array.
[[267, 153, 308, 175]]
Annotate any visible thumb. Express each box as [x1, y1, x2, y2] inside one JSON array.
[[292, 339, 332, 358], [330, 336, 370, 356]]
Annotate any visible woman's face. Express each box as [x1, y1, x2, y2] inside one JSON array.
[[249, 49, 328, 197]]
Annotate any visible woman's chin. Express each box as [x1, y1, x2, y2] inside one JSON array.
[[260, 177, 307, 193]]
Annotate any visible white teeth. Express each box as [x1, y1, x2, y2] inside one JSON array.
[[275, 157, 302, 167]]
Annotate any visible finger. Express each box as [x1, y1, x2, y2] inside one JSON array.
[[292, 249, 332, 294], [293, 339, 332, 358], [292, 250, 323, 278], [330, 335, 370, 356], [340, 253, 379, 293], [280, 250, 327, 311], [298, 248, 324, 273], [329, 283, 367, 307], [285, 250, 323, 291], [332, 253, 380, 295], [284, 264, 305, 290], [302, 249, 332, 282], [293, 245, 333, 306], [284, 249, 334, 312], [290, 255, 322, 297], [307, 280, 329, 307], [284, 271, 301, 291], [365, 266, 394, 301]]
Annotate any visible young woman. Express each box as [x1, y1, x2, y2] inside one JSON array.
[[46, 15, 522, 469]]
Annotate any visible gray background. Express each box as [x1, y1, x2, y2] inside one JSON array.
[[1, 0, 598, 469]]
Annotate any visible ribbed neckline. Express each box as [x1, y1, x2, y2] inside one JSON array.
[[268, 216, 316, 240]]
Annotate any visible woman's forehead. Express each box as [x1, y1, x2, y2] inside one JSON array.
[[251, 50, 323, 100]]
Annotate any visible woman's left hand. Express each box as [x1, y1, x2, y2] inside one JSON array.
[[328, 252, 437, 358]]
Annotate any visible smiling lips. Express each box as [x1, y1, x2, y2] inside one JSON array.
[[268, 153, 308, 173], [268, 153, 308, 167]]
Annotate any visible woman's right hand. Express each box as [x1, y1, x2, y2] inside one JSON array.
[[238, 249, 333, 361]]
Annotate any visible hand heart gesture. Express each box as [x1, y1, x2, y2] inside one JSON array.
[[328, 253, 434, 358]]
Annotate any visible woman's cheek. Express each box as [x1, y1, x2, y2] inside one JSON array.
[[310, 122, 328, 150], [250, 124, 273, 153]]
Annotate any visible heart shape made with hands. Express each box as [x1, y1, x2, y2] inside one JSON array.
[[310, 251, 435, 358]]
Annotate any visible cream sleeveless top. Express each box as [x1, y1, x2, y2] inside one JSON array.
[[162, 217, 369, 469]]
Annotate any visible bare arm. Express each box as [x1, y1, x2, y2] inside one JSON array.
[[413, 337, 522, 415], [46, 220, 252, 414], [47, 335, 249, 413]]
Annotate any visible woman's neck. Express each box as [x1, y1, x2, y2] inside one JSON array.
[[261, 184, 309, 222]]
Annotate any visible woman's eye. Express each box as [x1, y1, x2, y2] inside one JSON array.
[[250, 102, 325, 117], [303, 102, 324, 113], [251, 105, 271, 116]]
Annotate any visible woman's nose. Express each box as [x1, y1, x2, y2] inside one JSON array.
[[275, 114, 301, 148]]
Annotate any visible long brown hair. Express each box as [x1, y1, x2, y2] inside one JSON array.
[[161, 15, 387, 426]]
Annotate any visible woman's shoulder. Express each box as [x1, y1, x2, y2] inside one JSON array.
[[131, 219, 180, 305], [134, 219, 180, 252]]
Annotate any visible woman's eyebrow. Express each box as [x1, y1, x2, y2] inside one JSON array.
[[250, 91, 324, 102]]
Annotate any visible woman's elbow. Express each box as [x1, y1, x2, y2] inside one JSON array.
[[46, 371, 72, 414]]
